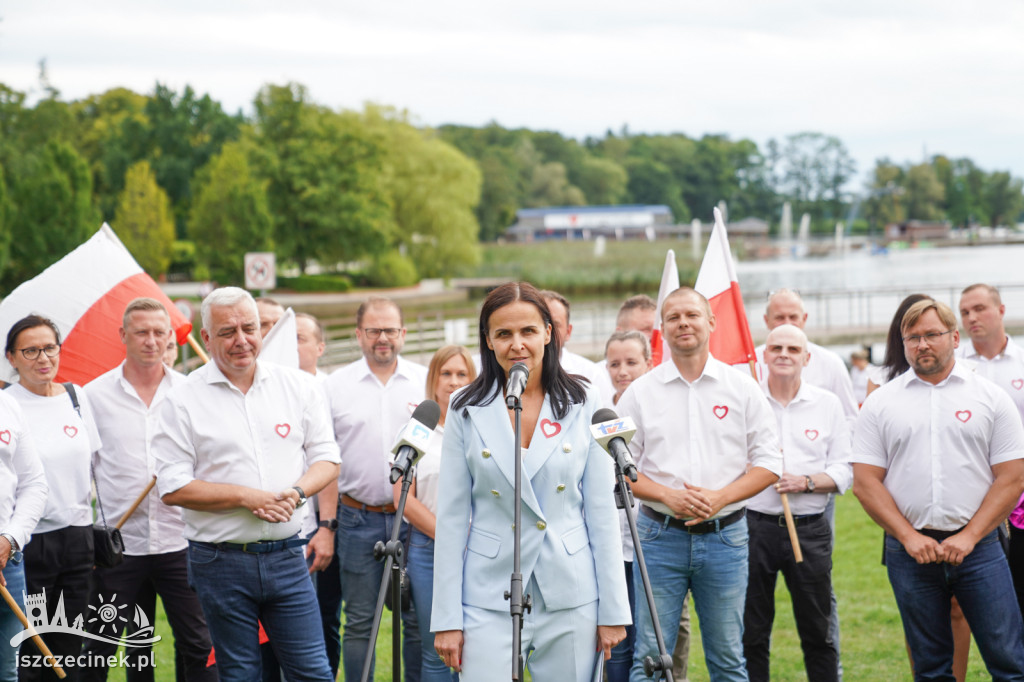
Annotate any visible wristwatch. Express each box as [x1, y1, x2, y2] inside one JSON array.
[[318, 519, 339, 531], [291, 486, 308, 508], [0, 532, 20, 562], [804, 476, 816, 494]]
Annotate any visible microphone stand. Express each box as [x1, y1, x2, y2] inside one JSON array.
[[504, 392, 531, 681], [360, 466, 415, 682], [614, 467, 674, 681]]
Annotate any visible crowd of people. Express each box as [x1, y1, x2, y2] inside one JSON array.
[[2, 279, 1024, 682]]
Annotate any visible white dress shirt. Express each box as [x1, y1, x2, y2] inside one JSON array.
[[617, 355, 782, 519], [87, 362, 187, 555], [852, 361, 1024, 531], [956, 335, 1024, 423], [6, 382, 102, 534], [593, 358, 616, 404], [562, 349, 598, 385], [0, 391, 47, 550], [153, 361, 341, 543], [748, 382, 853, 516], [414, 426, 444, 517], [750, 341, 859, 423], [325, 356, 427, 507]]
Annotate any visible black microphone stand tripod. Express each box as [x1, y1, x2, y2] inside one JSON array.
[[613, 464, 674, 681], [360, 465, 416, 682], [505, 390, 531, 681]]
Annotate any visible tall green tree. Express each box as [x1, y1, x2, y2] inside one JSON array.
[[3, 141, 100, 290], [575, 156, 628, 205], [189, 140, 274, 284], [985, 171, 1024, 227], [252, 83, 394, 272], [113, 160, 175, 276], [779, 132, 855, 226], [902, 163, 945, 221]]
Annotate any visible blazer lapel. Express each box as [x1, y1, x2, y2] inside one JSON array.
[[523, 394, 564, 479]]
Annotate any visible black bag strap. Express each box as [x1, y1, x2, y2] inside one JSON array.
[[66, 382, 111, 530]]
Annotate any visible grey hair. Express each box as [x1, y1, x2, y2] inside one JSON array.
[[201, 287, 258, 332]]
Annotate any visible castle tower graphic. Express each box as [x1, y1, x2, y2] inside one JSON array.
[[24, 589, 47, 628]]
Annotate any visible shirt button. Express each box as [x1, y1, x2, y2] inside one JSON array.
[[562, 443, 572, 453], [556, 484, 566, 492], [491, 489, 501, 498], [482, 449, 491, 459], [536, 521, 546, 530]]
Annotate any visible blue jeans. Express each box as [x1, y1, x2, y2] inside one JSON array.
[[186, 540, 331, 682], [337, 505, 421, 682], [630, 511, 750, 682], [606, 561, 635, 682], [886, 530, 1024, 681], [1, 557, 25, 682], [407, 528, 458, 682]]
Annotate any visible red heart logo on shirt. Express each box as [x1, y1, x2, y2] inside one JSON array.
[[541, 419, 561, 438], [1013, 379, 1024, 390], [275, 424, 291, 438], [955, 410, 972, 423], [0, 430, 10, 444], [805, 429, 819, 441], [64, 425, 78, 438], [713, 406, 729, 420]]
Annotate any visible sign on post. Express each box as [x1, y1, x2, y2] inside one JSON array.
[[244, 252, 276, 291]]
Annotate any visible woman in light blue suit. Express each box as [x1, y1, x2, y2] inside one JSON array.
[[432, 282, 630, 681]]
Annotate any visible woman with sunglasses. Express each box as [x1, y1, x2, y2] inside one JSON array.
[[4, 315, 101, 682]]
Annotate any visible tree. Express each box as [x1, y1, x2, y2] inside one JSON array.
[[252, 83, 394, 272], [623, 157, 688, 222], [575, 156, 628, 205], [113, 161, 175, 276], [189, 140, 274, 284], [527, 162, 585, 207], [902, 163, 945, 221], [864, 159, 906, 226], [779, 132, 855, 226], [3, 141, 100, 290], [984, 171, 1024, 227]]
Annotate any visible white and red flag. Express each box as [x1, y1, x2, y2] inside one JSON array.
[[0, 224, 192, 385], [694, 208, 757, 366], [650, 249, 680, 366]]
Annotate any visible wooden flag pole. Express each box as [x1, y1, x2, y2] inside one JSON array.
[[186, 334, 209, 363], [116, 476, 157, 529], [748, 358, 803, 563], [0, 583, 66, 678]]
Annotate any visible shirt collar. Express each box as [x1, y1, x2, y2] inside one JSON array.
[[116, 360, 175, 392], [203, 359, 269, 389], [764, 379, 813, 407], [656, 353, 721, 385], [965, 335, 1020, 361], [353, 355, 416, 384], [904, 359, 970, 388]]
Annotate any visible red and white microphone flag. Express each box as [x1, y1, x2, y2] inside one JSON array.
[[650, 249, 681, 366], [0, 224, 193, 386], [694, 208, 756, 365]]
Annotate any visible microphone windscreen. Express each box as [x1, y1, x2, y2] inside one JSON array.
[[592, 407, 618, 425], [412, 399, 441, 430]]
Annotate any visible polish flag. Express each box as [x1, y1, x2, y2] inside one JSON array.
[[0, 224, 192, 385], [650, 249, 680, 366], [694, 208, 756, 365]]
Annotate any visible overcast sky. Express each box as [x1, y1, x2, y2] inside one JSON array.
[[3, 1, 1022, 191]]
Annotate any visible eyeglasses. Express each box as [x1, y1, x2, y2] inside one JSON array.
[[362, 327, 401, 339], [902, 330, 954, 346], [16, 344, 61, 360]]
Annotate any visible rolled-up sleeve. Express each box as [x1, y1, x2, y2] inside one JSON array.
[[152, 393, 197, 497], [824, 404, 854, 494], [302, 381, 342, 467], [746, 386, 782, 476]]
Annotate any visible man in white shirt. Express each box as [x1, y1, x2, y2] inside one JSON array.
[[83, 298, 215, 681], [853, 298, 1024, 679], [617, 286, 780, 682], [744, 324, 851, 682], [153, 287, 341, 681], [957, 283, 1024, 420], [296, 312, 328, 381], [540, 290, 599, 384], [324, 297, 427, 682], [0, 392, 47, 680]]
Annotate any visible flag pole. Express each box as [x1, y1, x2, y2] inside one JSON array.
[[187, 334, 209, 363], [0, 584, 66, 678], [116, 476, 157, 529]]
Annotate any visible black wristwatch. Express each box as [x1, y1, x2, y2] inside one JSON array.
[[318, 519, 339, 531], [292, 486, 307, 508], [804, 476, 816, 494]]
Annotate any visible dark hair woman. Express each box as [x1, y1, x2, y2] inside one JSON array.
[[866, 293, 934, 395], [431, 282, 629, 680]]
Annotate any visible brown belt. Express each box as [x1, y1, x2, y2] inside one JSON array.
[[340, 494, 396, 514]]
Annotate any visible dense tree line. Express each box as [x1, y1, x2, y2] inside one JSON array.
[[0, 77, 1021, 293]]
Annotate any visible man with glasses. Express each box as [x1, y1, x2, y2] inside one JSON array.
[[852, 299, 1024, 680], [324, 296, 426, 682]]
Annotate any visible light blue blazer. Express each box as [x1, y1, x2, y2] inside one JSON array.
[[431, 383, 630, 632]]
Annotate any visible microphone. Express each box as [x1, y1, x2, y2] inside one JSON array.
[[590, 408, 638, 482], [505, 362, 529, 409], [389, 400, 441, 484]]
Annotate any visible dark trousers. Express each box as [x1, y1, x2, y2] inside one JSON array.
[[81, 549, 216, 682], [1008, 524, 1024, 619], [743, 513, 837, 682], [19, 525, 94, 682]]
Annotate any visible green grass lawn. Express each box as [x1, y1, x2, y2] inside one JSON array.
[[109, 493, 993, 681]]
